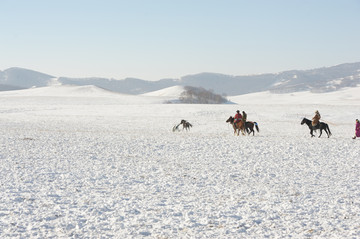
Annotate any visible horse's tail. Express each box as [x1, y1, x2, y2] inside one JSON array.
[[254, 122, 259, 132], [326, 123, 332, 136]]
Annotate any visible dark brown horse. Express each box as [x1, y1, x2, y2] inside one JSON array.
[[180, 119, 192, 131], [245, 121, 260, 136], [226, 116, 259, 136], [301, 118, 331, 138]]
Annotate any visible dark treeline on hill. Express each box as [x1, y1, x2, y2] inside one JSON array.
[[178, 86, 228, 104]]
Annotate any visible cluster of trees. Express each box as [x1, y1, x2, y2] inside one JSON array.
[[179, 86, 228, 104]]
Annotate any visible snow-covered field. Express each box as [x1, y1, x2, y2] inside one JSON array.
[[0, 85, 360, 238]]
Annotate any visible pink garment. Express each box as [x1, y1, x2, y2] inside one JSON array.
[[356, 122, 360, 137]]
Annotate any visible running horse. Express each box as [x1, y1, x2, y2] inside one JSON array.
[[180, 119, 192, 131], [301, 117, 332, 138], [173, 119, 192, 132]]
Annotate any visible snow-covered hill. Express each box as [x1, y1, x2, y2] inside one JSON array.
[[0, 85, 169, 105], [229, 85, 360, 105], [2, 62, 360, 96], [142, 85, 185, 97], [0, 67, 55, 90], [0, 85, 121, 97], [2, 83, 360, 106]]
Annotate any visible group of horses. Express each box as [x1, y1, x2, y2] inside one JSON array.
[[226, 116, 259, 136], [226, 116, 332, 138], [173, 116, 332, 138]]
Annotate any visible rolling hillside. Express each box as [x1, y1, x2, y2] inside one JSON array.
[[1, 62, 360, 96]]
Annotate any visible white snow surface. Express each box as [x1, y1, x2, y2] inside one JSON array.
[[142, 85, 185, 97], [229, 86, 360, 105], [0, 85, 360, 238]]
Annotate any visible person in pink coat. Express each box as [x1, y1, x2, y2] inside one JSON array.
[[353, 119, 360, 139]]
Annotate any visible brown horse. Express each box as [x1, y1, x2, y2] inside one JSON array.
[[226, 116, 259, 136], [226, 116, 245, 135]]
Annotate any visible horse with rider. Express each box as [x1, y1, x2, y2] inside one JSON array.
[[227, 110, 258, 136]]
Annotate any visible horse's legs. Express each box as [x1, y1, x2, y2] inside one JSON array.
[[319, 129, 323, 138], [234, 122, 241, 136], [245, 126, 251, 135], [320, 125, 330, 137], [247, 126, 253, 135], [238, 122, 245, 135], [324, 128, 330, 138], [250, 125, 255, 136], [310, 129, 315, 137]]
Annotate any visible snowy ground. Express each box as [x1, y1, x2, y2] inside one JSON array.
[[0, 86, 360, 238]]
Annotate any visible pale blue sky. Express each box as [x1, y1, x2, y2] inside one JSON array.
[[1, 0, 360, 81]]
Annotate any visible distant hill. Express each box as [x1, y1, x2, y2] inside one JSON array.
[[1, 62, 360, 96], [57, 77, 177, 95], [0, 84, 25, 91], [0, 67, 54, 90], [229, 85, 360, 106]]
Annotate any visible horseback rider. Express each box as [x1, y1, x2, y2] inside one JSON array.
[[312, 110, 321, 126], [242, 111, 247, 125], [234, 110, 242, 127], [241, 111, 247, 133]]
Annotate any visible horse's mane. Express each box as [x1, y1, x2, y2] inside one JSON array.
[[226, 116, 234, 124]]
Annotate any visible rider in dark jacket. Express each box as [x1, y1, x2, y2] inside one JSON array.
[[242, 111, 247, 125]]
